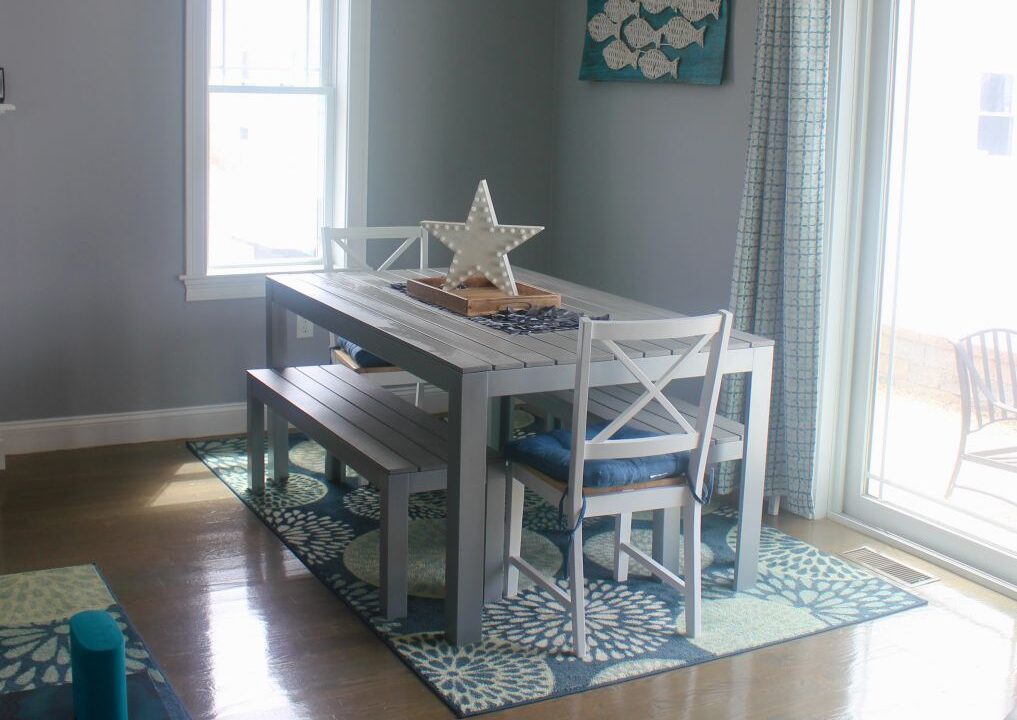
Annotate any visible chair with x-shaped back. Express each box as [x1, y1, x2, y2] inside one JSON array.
[[502, 310, 732, 659]]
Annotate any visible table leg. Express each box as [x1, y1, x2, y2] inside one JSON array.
[[266, 289, 289, 482], [735, 345, 773, 591], [446, 372, 490, 645]]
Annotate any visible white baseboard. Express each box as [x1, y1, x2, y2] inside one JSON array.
[[0, 402, 247, 469], [0, 384, 449, 470]]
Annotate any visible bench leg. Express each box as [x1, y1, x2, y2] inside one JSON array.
[[485, 461, 507, 603], [380, 481, 409, 620], [504, 471, 524, 599], [247, 395, 265, 494], [652, 507, 681, 575], [324, 455, 344, 485], [614, 512, 632, 582], [267, 410, 289, 484]]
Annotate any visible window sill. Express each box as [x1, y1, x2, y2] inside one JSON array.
[[179, 273, 269, 301], [181, 264, 327, 301]]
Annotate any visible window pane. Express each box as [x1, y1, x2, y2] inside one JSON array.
[[977, 115, 1013, 156], [864, 0, 1017, 559], [208, 93, 328, 270], [979, 73, 1012, 113], [210, 0, 323, 87]]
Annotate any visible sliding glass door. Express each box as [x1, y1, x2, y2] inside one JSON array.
[[839, 0, 1017, 586]]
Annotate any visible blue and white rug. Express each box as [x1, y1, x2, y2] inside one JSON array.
[[189, 435, 925, 717], [0, 565, 190, 719]]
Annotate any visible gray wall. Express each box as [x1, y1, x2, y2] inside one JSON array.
[[549, 0, 757, 315], [0, 0, 755, 424], [0, 0, 556, 423], [367, 1, 556, 271]]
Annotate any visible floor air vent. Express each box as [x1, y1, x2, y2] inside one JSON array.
[[840, 547, 938, 587]]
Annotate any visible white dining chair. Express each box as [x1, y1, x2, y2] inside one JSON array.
[[502, 310, 732, 659], [320, 225, 431, 397], [320, 225, 440, 482]]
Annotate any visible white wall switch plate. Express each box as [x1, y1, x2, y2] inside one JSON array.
[[296, 316, 315, 339]]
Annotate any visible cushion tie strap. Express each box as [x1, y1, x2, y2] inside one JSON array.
[[687, 469, 716, 507], [556, 494, 589, 580]]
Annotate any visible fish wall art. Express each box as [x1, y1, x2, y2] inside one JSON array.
[[580, 0, 729, 84]]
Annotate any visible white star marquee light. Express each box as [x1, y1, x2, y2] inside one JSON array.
[[421, 180, 544, 296]]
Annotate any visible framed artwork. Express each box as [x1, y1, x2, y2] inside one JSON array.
[[579, 0, 730, 85]]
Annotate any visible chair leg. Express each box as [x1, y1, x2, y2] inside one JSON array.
[[504, 473, 524, 598], [380, 481, 409, 620], [569, 523, 588, 660], [247, 395, 265, 494], [614, 513, 632, 582], [413, 382, 423, 408], [682, 501, 702, 639]]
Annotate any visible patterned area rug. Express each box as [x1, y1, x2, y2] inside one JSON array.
[[0, 565, 190, 719], [189, 435, 926, 717]]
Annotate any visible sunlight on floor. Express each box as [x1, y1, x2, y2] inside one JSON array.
[[146, 463, 234, 507]]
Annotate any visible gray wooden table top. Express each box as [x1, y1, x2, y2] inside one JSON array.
[[267, 268, 773, 376]]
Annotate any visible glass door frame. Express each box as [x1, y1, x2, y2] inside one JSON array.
[[819, 0, 1017, 593]]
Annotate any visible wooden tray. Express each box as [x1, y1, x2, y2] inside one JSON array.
[[406, 276, 562, 317]]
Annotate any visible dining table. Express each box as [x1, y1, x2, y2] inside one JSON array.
[[264, 267, 774, 646]]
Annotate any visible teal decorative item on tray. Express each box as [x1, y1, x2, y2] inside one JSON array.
[[580, 0, 730, 85]]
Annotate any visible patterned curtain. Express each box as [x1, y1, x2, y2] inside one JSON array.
[[716, 0, 831, 518]]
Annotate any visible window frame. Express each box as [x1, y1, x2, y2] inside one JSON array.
[[181, 0, 371, 301], [817, 0, 1017, 597], [976, 72, 1014, 157]]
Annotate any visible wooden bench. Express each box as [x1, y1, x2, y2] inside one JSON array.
[[246, 364, 453, 619], [528, 387, 789, 515], [533, 384, 746, 465]]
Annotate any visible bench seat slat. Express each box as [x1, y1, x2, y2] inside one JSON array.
[[250, 369, 422, 476], [277, 368, 447, 472], [317, 364, 449, 441], [599, 384, 745, 439], [296, 366, 449, 458], [548, 389, 742, 447]]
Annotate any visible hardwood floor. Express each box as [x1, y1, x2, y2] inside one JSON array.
[[1, 440, 1015, 719]]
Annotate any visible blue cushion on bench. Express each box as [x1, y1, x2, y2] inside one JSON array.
[[503, 422, 697, 490], [333, 336, 393, 368]]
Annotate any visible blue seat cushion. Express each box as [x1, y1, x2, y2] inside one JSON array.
[[333, 336, 392, 368], [504, 422, 700, 490]]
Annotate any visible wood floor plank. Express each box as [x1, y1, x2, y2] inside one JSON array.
[[1, 441, 1015, 720]]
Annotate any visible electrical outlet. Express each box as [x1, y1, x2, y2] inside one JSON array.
[[296, 316, 315, 339]]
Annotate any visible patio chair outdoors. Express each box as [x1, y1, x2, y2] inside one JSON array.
[[947, 328, 1017, 497]]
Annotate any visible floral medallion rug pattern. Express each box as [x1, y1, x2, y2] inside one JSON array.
[[0, 565, 190, 719], [189, 435, 925, 717]]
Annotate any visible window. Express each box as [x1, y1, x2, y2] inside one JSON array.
[[183, 0, 370, 301], [821, 0, 1017, 591], [977, 73, 1013, 157]]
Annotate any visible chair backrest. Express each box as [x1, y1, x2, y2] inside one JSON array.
[[566, 311, 733, 510], [320, 226, 429, 272], [953, 328, 1017, 432]]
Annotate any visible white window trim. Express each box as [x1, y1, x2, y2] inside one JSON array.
[[181, 0, 371, 302]]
